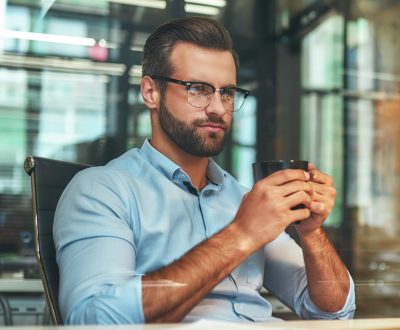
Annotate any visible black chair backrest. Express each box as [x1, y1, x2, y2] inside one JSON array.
[[24, 156, 91, 325]]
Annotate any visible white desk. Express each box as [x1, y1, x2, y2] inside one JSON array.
[[1, 319, 400, 330], [0, 279, 43, 293], [0, 279, 45, 326]]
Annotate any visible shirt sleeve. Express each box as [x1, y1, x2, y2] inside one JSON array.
[[299, 271, 356, 320], [54, 168, 145, 324], [263, 232, 356, 320]]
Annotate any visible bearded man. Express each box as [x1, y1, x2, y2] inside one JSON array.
[[54, 16, 355, 324]]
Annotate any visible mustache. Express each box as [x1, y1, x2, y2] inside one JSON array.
[[193, 116, 229, 129]]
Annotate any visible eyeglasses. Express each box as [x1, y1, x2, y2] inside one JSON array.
[[150, 75, 250, 112]]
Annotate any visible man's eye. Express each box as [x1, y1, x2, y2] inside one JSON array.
[[189, 84, 210, 94], [222, 88, 235, 98]]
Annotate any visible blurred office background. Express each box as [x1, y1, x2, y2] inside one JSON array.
[[1, 0, 400, 324]]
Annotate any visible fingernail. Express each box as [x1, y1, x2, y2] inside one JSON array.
[[304, 171, 310, 180]]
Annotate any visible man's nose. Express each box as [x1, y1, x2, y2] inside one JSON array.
[[205, 91, 226, 117]]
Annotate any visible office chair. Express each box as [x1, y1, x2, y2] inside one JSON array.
[[24, 156, 91, 325]]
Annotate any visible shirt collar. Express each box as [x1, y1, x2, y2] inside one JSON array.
[[139, 139, 226, 188], [139, 139, 181, 181], [207, 158, 226, 186]]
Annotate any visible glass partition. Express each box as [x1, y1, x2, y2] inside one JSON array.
[[2, 0, 400, 325], [300, 0, 400, 318]]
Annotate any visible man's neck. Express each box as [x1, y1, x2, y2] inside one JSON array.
[[149, 139, 209, 190]]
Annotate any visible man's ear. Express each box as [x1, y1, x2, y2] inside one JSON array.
[[141, 76, 160, 110]]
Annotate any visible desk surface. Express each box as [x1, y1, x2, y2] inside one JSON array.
[[0, 279, 43, 293], [1, 319, 400, 330]]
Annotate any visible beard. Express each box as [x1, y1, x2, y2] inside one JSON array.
[[158, 98, 231, 157]]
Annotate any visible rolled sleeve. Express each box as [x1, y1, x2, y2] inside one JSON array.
[[264, 233, 356, 320], [300, 271, 356, 320], [67, 275, 144, 324]]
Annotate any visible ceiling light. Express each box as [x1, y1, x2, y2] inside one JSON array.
[[0, 54, 126, 76], [184, 4, 220, 16], [108, 0, 166, 9], [130, 46, 144, 52], [0, 30, 96, 47], [185, 0, 226, 8]]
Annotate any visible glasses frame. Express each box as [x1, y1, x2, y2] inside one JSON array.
[[150, 75, 250, 112]]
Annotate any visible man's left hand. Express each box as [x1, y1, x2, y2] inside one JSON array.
[[296, 163, 336, 234]]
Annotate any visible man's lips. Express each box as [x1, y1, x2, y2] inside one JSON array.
[[198, 122, 227, 131]]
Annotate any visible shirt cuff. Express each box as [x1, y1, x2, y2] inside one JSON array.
[[110, 274, 145, 323], [66, 274, 144, 324], [301, 271, 356, 320]]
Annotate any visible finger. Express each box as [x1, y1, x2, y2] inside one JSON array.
[[281, 181, 313, 197], [309, 190, 334, 211], [308, 162, 316, 172], [289, 207, 311, 223], [285, 190, 312, 210], [309, 169, 334, 186], [310, 192, 329, 203], [309, 201, 327, 215], [310, 182, 336, 198], [262, 169, 310, 186]]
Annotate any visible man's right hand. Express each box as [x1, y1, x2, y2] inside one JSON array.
[[232, 169, 313, 252]]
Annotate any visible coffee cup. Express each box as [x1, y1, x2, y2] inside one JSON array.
[[252, 160, 309, 183]]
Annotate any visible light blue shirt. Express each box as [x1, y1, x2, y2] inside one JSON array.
[[54, 140, 355, 324]]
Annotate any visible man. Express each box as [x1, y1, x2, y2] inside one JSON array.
[[54, 17, 355, 324]]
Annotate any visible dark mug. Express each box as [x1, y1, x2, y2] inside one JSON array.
[[252, 160, 309, 222], [252, 160, 309, 183]]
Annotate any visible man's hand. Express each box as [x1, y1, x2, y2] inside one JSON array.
[[289, 164, 350, 312], [295, 163, 336, 234], [233, 169, 313, 250]]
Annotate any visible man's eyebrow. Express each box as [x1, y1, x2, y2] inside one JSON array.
[[221, 84, 238, 89], [186, 78, 237, 89]]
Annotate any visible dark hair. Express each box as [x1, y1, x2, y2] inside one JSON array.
[[142, 17, 239, 92]]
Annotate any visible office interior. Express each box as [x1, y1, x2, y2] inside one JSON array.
[[1, 0, 400, 325]]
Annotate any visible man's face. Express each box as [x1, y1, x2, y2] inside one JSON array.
[[158, 42, 236, 157], [158, 97, 230, 157]]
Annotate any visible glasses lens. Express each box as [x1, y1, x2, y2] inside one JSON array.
[[187, 83, 248, 112], [188, 83, 213, 108], [233, 89, 247, 112], [220, 88, 247, 112]]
